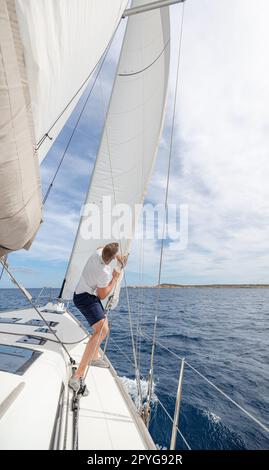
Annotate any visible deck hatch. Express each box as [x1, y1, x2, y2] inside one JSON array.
[[0, 344, 42, 375], [0, 317, 22, 324], [34, 327, 56, 334], [25, 319, 58, 327], [16, 335, 47, 346]]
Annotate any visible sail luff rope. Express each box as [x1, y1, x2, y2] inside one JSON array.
[[0, 259, 75, 363], [140, 329, 269, 435], [145, 1, 185, 420]]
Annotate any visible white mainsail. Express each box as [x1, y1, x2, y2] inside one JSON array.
[[0, 0, 128, 256], [62, 0, 170, 300]]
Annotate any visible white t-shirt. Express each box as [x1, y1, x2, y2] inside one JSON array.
[[75, 249, 112, 296]]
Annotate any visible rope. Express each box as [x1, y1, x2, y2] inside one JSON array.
[[0, 259, 75, 363], [146, 1, 185, 419], [184, 360, 269, 434], [110, 337, 135, 368], [139, 330, 269, 435], [0, 255, 8, 281], [135, 238, 145, 373], [135, 31, 146, 375], [0, 330, 89, 346]]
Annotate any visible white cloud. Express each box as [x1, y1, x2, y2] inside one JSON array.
[[127, 0, 269, 284]]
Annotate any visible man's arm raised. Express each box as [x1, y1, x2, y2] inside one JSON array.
[[97, 270, 121, 300]]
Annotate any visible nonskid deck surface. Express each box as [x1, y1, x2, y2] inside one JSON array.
[[0, 304, 154, 450]]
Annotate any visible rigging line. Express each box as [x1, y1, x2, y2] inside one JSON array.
[[184, 360, 269, 435], [135, 238, 145, 372], [42, 53, 107, 206], [140, 328, 183, 360], [139, 329, 269, 435], [109, 336, 191, 449], [118, 39, 170, 76], [157, 397, 191, 450], [98, 70, 144, 411], [146, 2, 185, 417], [34, 286, 47, 305], [110, 337, 135, 368], [35, 16, 124, 150], [0, 330, 89, 346], [136, 34, 146, 374], [0, 255, 7, 281], [0, 259, 75, 363]]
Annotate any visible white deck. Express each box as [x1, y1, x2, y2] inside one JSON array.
[[0, 303, 155, 450]]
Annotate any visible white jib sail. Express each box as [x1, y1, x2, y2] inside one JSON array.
[[62, 0, 170, 300]]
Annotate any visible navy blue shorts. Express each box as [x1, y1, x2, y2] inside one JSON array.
[[73, 292, 105, 327]]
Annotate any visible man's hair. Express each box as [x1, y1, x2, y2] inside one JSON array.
[[102, 242, 119, 263]]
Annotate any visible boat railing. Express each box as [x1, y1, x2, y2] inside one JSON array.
[[109, 336, 191, 449]]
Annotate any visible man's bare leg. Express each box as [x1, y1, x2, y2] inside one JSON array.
[[75, 318, 109, 379]]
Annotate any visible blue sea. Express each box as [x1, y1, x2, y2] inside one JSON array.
[[0, 287, 268, 450]]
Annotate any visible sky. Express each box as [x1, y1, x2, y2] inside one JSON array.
[[2, 0, 269, 289]]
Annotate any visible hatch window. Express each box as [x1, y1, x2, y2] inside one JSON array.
[[0, 317, 21, 324], [34, 327, 56, 334], [0, 344, 42, 375], [16, 335, 47, 346], [25, 319, 58, 327]]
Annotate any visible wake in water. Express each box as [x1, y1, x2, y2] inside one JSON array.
[[202, 410, 221, 424], [120, 376, 158, 409]]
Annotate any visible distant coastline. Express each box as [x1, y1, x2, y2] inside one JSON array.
[[127, 283, 269, 289], [1, 284, 269, 290]]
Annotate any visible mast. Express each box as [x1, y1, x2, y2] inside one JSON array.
[[123, 0, 185, 17]]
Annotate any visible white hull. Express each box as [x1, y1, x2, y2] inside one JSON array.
[[0, 303, 155, 450]]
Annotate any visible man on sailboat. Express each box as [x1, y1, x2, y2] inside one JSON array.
[[69, 242, 127, 395]]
